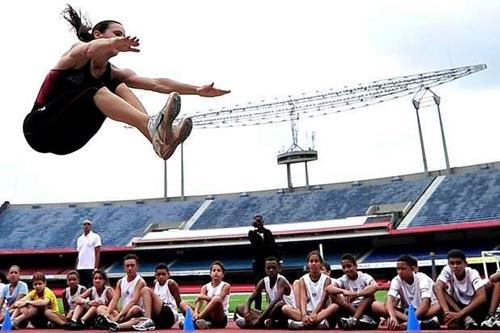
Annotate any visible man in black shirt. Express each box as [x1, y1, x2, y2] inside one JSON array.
[[248, 214, 279, 310]]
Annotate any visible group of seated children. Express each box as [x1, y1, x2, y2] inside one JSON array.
[[0, 255, 230, 331], [235, 249, 499, 330], [0, 249, 499, 331]]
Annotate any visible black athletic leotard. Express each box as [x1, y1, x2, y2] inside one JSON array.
[[23, 61, 122, 155]]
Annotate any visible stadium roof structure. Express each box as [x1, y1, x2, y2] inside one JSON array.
[[182, 64, 486, 128]]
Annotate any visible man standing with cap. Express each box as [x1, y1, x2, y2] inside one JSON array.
[[76, 218, 101, 288], [247, 214, 279, 310]]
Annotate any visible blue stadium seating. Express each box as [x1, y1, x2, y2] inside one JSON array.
[[191, 178, 433, 229], [0, 201, 201, 250], [410, 169, 500, 227]]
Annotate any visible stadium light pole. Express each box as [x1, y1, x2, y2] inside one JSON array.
[[181, 142, 185, 200], [411, 99, 429, 175], [164, 160, 168, 201], [430, 89, 451, 173]]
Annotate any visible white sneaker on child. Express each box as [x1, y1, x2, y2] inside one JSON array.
[[132, 318, 155, 331]]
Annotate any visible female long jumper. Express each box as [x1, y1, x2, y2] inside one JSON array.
[[23, 5, 229, 159]]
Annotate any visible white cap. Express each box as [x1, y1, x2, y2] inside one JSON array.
[[82, 219, 92, 225]]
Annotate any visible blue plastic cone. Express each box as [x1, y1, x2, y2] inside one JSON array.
[[2, 309, 12, 332], [406, 305, 420, 331], [183, 307, 195, 331]]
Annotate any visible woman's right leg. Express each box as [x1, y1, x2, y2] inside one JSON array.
[[114, 83, 148, 115], [93, 87, 152, 141], [94, 87, 188, 160]]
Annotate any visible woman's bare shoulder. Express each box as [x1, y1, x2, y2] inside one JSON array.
[[53, 42, 89, 70]]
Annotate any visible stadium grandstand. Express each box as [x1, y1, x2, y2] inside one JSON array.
[[1, 160, 499, 290]]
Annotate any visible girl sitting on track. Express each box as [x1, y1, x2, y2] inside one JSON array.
[[185, 261, 231, 330], [61, 270, 86, 322], [66, 269, 114, 329], [287, 250, 338, 330]]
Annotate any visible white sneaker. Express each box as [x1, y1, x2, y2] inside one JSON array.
[[195, 319, 211, 329], [316, 319, 330, 329], [235, 318, 247, 328], [358, 314, 378, 328], [464, 315, 478, 330], [288, 319, 304, 330], [481, 315, 496, 329], [148, 92, 181, 143], [420, 316, 440, 329], [494, 314, 500, 328], [339, 316, 358, 329], [153, 117, 193, 160], [132, 318, 155, 331]]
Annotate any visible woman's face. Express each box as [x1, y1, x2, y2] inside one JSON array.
[[95, 23, 125, 39]]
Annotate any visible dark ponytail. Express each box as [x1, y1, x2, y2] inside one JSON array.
[[62, 4, 93, 42], [62, 5, 121, 42]]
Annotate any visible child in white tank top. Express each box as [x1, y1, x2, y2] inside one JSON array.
[[191, 261, 231, 329], [68, 269, 114, 329], [290, 251, 339, 330], [62, 271, 86, 320], [235, 257, 301, 329], [132, 263, 192, 331]]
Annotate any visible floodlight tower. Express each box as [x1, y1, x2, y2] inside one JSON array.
[[168, 64, 486, 198], [412, 87, 451, 175], [276, 102, 318, 191]]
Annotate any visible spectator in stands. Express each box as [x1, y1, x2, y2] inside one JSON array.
[[235, 256, 299, 329], [10, 272, 67, 329], [132, 263, 190, 331], [371, 255, 441, 330], [326, 253, 379, 330], [61, 270, 86, 322], [95, 253, 146, 331], [287, 250, 338, 329], [0, 265, 29, 325], [481, 271, 500, 329], [76, 218, 101, 288], [434, 249, 488, 329], [67, 269, 114, 329], [184, 261, 231, 329], [248, 214, 279, 310]]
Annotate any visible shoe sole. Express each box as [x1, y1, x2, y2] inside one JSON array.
[[132, 326, 155, 331], [160, 118, 193, 160], [195, 319, 210, 329], [156, 92, 181, 145]]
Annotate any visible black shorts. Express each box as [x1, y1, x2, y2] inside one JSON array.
[[210, 314, 228, 329], [23, 80, 122, 155], [153, 304, 176, 329], [456, 300, 489, 325], [269, 303, 288, 328], [19, 312, 49, 329]]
